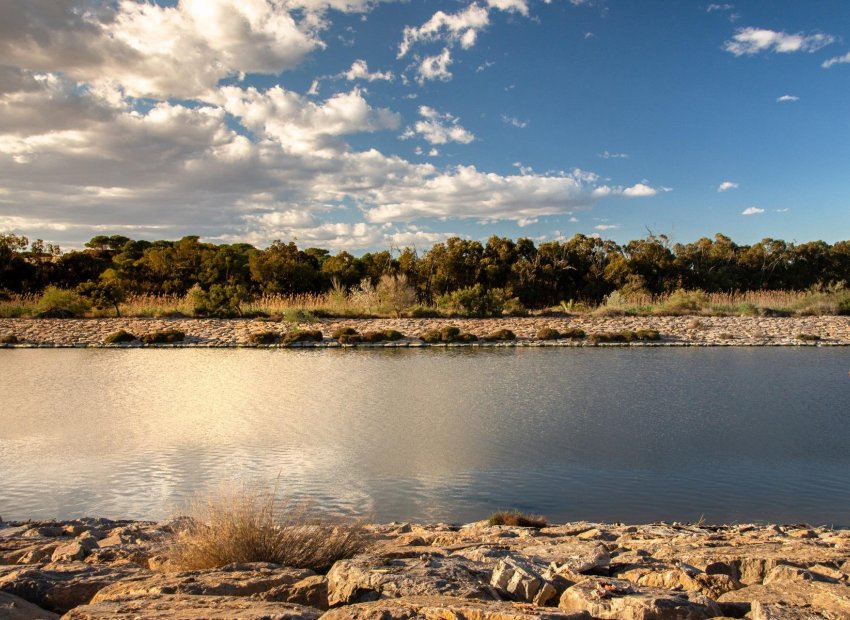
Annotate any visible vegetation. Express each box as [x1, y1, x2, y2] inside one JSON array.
[[2, 232, 850, 318], [167, 484, 370, 573], [104, 329, 137, 344], [587, 329, 662, 344], [281, 329, 323, 345], [1, 333, 18, 344], [421, 325, 479, 343], [797, 333, 821, 342], [487, 511, 548, 528], [536, 327, 561, 340], [141, 329, 185, 344], [248, 331, 280, 345], [482, 329, 516, 341]]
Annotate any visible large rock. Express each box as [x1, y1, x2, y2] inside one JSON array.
[[615, 564, 741, 599], [490, 556, 556, 605], [750, 600, 841, 620], [518, 542, 610, 575], [558, 577, 721, 619], [716, 581, 850, 618], [0, 591, 59, 619], [254, 575, 329, 610], [90, 562, 314, 602], [320, 595, 592, 619], [326, 555, 499, 607], [60, 593, 322, 619], [51, 538, 99, 564], [0, 562, 146, 614]]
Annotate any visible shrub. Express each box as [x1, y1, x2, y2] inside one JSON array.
[[440, 325, 461, 341], [561, 327, 586, 339], [654, 289, 709, 315], [104, 330, 137, 344], [282, 329, 323, 345], [360, 331, 387, 343], [36, 287, 90, 318], [249, 331, 280, 345], [483, 329, 516, 342], [635, 329, 661, 341], [167, 485, 370, 573], [797, 333, 821, 342], [421, 329, 442, 344], [488, 511, 547, 528], [588, 329, 660, 344], [77, 279, 126, 317], [376, 274, 417, 317], [338, 333, 362, 344], [405, 306, 441, 318], [456, 332, 479, 342], [537, 328, 561, 340], [191, 284, 252, 318], [1, 333, 18, 344], [283, 309, 318, 324], [839, 297, 850, 316], [437, 284, 506, 318], [420, 325, 476, 343], [331, 327, 358, 339], [502, 297, 528, 317], [141, 329, 185, 344]]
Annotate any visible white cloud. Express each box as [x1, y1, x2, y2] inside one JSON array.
[[717, 181, 739, 192], [593, 224, 619, 231], [398, 4, 490, 58], [707, 3, 734, 12], [742, 206, 765, 215], [598, 150, 628, 159], [822, 51, 850, 68], [486, 0, 529, 16], [342, 59, 394, 82], [401, 106, 475, 145], [501, 114, 528, 128], [776, 94, 799, 102], [622, 183, 658, 197], [416, 48, 453, 84], [723, 28, 835, 57]]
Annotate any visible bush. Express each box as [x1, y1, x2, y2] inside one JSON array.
[[654, 289, 709, 315], [331, 327, 358, 339], [483, 329, 516, 342], [561, 327, 586, 339], [839, 298, 850, 316], [249, 331, 280, 345], [360, 331, 387, 343], [376, 274, 417, 317], [797, 333, 821, 342], [502, 297, 528, 317], [405, 306, 441, 318], [635, 329, 661, 341], [191, 284, 252, 318], [587, 329, 660, 344], [104, 330, 137, 344], [36, 287, 90, 318], [383, 329, 404, 341], [1, 333, 18, 344], [167, 484, 370, 573], [421, 329, 442, 344], [282, 329, 323, 345], [488, 511, 547, 528], [338, 333, 362, 344], [283, 309, 318, 324], [536, 328, 560, 340], [420, 325, 477, 343], [141, 329, 185, 344], [437, 284, 506, 318]]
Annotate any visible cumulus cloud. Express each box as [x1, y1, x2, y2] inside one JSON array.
[[486, 0, 529, 15], [398, 4, 490, 58], [416, 48, 453, 83], [717, 181, 739, 192], [341, 59, 394, 81], [742, 206, 765, 215], [776, 94, 799, 102], [723, 27, 835, 56], [822, 51, 850, 68], [401, 106, 475, 145], [621, 183, 659, 197]]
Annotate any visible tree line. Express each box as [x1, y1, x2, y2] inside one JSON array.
[[1, 232, 848, 308]]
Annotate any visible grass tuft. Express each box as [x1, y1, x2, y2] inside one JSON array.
[[488, 511, 548, 528], [141, 329, 185, 344], [104, 329, 137, 344]]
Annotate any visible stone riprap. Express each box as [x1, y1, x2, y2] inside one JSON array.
[[1, 518, 849, 618], [1, 316, 849, 348]]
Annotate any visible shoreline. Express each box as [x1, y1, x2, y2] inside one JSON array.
[[2, 315, 850, 348], [1, 517, 848, 618]]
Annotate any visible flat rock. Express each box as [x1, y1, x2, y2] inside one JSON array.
[[516, 542, 610, 574], [750, 600, 841, 619], [0, 591, 59, 619], [320, 595, 591, 619], [326, 555, 499, 607], [254, 575, 329, 610], [558, 577, 721, 619], [60, 593, 321, 619], [717, 581, 850, 618]]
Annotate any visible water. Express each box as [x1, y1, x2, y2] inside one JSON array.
[[1, 348, 849, 525]]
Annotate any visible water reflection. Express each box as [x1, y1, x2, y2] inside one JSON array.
[[1, 348, 849, 524]]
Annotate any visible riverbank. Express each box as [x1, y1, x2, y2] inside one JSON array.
[[1, 316, 850, 348], [1, 517, 848, 618]]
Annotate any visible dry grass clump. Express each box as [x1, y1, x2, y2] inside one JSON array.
[[248, 331, 280, 345], [141, 329, 185, 344], [488, 511, 548, 528], [281, 329, 323, 345], [168, 485, 370, 573], [104, 329, 137, 344], [797, 333, 821, 342], [1, 333, 19, 344]]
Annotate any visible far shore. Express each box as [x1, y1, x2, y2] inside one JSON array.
[[1, 315, 849, 348]]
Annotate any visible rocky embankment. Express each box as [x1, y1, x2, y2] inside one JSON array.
[[1, 518, 849, 619], [1, 316, 849, 348]]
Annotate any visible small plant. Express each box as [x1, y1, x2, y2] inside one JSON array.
[[35, 287, 90, 318], [483, 329, 516, 342], [436, 284, 506, 317], [421, 325, 477, 343], [718, 332, 736, 340], [635, 329, 661, 341], [360, 331, 388, 343], [561, 327, 586, 339], [502, 297, 528, 317], [338, 333, 362, 344], [104, 330, 137, 344], [383, 329, 404, 341], [488, 511, 548, 528], [283, 309, 318, 324], [1, 333, 18, 344], [537, 328, 561, 340], [249, 331, 280, 345], [797, 333, 821, 342], [405, 306, 441, 318], [141, 329, 186, 344], [331, 327, 358, 339], [281, 329, 323, 345]]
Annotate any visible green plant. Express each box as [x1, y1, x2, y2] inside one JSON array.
[[376, 274, 417, 317], [360, 331, 387, 343], [536, 328, 560, 340], [77, 278, 126, 317], [141, 329, 186, 344], [191, 284, 253, 318], [282, 308, 318, 324], [420, 325, 476, 343], [167, 484, 370, 573], [338, 333, 362, 344], [437, 284, 506, 318], [383, 329, 404, 341], [483, 329, 516, 342], [104, 330, 137, 344], [502, 297, 528, 317], [487, 511, 548, 528], [36, 287, 90, 318], [331, 327, 358, 339], [249, 331, 280, 345], [281, 329, 323, 345]]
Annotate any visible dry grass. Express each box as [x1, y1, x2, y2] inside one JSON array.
[[487, 511, 548, 528], [167, 484, 370, 573]]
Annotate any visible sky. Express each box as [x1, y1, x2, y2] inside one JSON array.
[[1, 0, 849, 252]]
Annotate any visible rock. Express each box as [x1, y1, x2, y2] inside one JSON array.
[[518, 542, 610, 574], [254, 575, 329, 610], [717, 581, 850, 618], [320, 595, 592, 619], [51, 538, 98, 564], [91, 563, 314, 602], [762, 565, 815, 585], [490, 556, 550, 604], [616, 565, 740, 599], [0, 562, 145, 614], [60, 593, 322, 619], [326, 555, 499, 607], [0, 591, 59, 619], [558, 577, 721, 619], [750, 600, 838, 619], [450, 546, 511, 566]]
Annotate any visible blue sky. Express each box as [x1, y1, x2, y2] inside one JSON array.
[[0, 0, 848, 250]]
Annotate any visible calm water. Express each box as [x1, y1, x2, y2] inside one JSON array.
[[1, 348, 849, 525]]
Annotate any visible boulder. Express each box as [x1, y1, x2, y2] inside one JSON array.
[[320, 595, 592, 619], [558, 577, 721, 619], [0, 562, 146, 614], [490, 556, 557, 605], [254, 575, 329, 610], [615, 564, 740, 599], [326, 555, 499, 607], [0, 591, 59, 619], [60, 593, 322, 619], [717, 581, 850, 618], [51, 538, 99, 564], [750, 600, 839, 620], [518, 542, 610, 575]]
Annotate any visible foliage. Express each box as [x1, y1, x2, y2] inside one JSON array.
[[376, 273, 417, 317], [77, 277, 126, 317], [1, 333, 18, 344], [281, 329, 323, 345], [536, 328, 561, 340], [35, 286, 90, 317], [483, 329, 516, 341], [437, 284, 505, 317], [502, 297, 528, 317], [248, 331, 280, 345], [797, 333, 821, 342], [587, 329, 660, 344], [421, 325, 477, 343], [141, 329, 185, 344], [331, 327, 358, 339], [487, 511, 548, 528], [561, 327, 586, 339], [191, 284, 252, 318], [167, 484, 370, 572], [104, 330, 137, 344]]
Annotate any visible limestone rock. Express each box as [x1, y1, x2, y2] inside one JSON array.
[[616, 565, 740, 599], [51, 538, 99, 564], [717, 581, 850, 618], [320, 595, 592, 619], [325, 555, 499, 607], [0, 591, 59, 619], [60, 593, 322, 619], [0, 562, 145, 614], [490, 556, 553, 604], [558, 577, 721, 619], [750, 600, 840, 619], [253, 575, 329, 610], [518, 542, 610, 574]]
